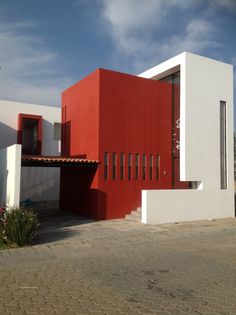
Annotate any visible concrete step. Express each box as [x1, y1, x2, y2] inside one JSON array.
[[125, 207, 142, 221]]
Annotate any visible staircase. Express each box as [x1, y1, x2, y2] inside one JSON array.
[[125, 207, 142, 221]]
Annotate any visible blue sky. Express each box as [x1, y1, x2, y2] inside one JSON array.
[[0, 0, 235, 110]]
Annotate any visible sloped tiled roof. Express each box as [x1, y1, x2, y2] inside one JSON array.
[[21, 155, 99, 166]]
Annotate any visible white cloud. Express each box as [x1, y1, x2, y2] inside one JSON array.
[[103, 0, 162, 31], [132, 19, 219, 72], [101, 0, 220, 72], [0, 19, 70, 106], [103, 0, 199, 32], [159, 19, 219, 55], [102, 0, 200, 56]]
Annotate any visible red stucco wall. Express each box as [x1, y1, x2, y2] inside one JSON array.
[[97, 69, 173, 219], [60, 68, 179, 219]]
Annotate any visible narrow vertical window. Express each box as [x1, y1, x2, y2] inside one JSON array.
[[112, 152, 117, 180], [220, 101, 227, 189], [54, 122, 61, 140], [18, 114, 42, 155], [135, 153, 139, 180], [22, 119, 39, 154], [149, 154, 153, 180], [156, 155, 160, 180], [142, 154, 146, 180], [104, 152, 109, 180], [128, 153, 132, 180], [120, 153, 125, 180]]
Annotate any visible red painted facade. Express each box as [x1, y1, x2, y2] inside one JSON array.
[[60, 68, 186, 220]]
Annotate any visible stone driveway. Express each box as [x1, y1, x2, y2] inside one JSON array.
[[0, 204, 236, 315]]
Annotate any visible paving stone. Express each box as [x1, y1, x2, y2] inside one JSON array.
[[1, 213, 236, 315]]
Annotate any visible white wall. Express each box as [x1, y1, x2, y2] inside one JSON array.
[[20, 167, 60, 202], [140, 52, 234, 224], [0, 100, 61, 154], [0, 145, 21, 209], [0, 100, 61, 202]]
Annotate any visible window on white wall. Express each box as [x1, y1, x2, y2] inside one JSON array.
[[54, 122, 61, 140], [220, 101, 227, 189]]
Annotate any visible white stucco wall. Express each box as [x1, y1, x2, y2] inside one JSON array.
[[0, 145, 21, 209], [0, 100, 61, 202], [139, 52, 234, 224]]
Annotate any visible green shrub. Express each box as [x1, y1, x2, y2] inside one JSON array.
[[0, 207, 6, 246], [2, 208, 39, 247], [0, 238, 6, 249]]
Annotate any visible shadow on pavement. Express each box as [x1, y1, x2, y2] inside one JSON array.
[[29, 201, 95, 245]]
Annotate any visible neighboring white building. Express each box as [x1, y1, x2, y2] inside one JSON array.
[[0, 100, 61, 205], [140, 52, 234, 224]]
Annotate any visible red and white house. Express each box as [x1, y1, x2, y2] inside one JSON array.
[[0, 52, 234, 224], [60, 67, 189, 220]]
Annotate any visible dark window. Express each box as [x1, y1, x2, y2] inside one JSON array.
[[149, 154, 153, 180], [156, 155, 160, 180], [112, 152, 117, 180], [22, 118, 39, 155], [104, 152, 109, 180], [128, 153, 132, 180], [120, 153, 125, 180], [160, 71, 180, 85], [142, 154, 146, 180], [18, 114, 42, 155], [135, 153, 139, 180]]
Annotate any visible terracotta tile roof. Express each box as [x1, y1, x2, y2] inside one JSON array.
[[21, 155, 99, 165]]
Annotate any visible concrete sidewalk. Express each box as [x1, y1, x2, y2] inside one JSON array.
[[1, 209, 236, 315]]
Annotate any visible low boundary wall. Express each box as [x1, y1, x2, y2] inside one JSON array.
[[0, 144, 21, 209]]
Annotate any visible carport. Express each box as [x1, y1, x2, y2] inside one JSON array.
[[21, 155, 99, 215], [0, 144, 99, 211]]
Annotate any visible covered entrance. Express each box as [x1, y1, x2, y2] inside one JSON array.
[[21, 155, 99, 216]]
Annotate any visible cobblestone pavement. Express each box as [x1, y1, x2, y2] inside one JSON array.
[[1, 207, 236, 315]]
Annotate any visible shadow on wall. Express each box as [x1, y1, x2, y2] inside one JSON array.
[[60, 165, 102, 219], [0, 148, 7, 206], [61, 121, 71, 156], [89, 188, 107, 220], [20, 167, 60, 202], [0, 122, 17, 150]]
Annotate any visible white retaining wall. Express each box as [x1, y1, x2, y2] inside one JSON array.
[[0, 145, 21, 209], [140, 52, 234, 224]]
